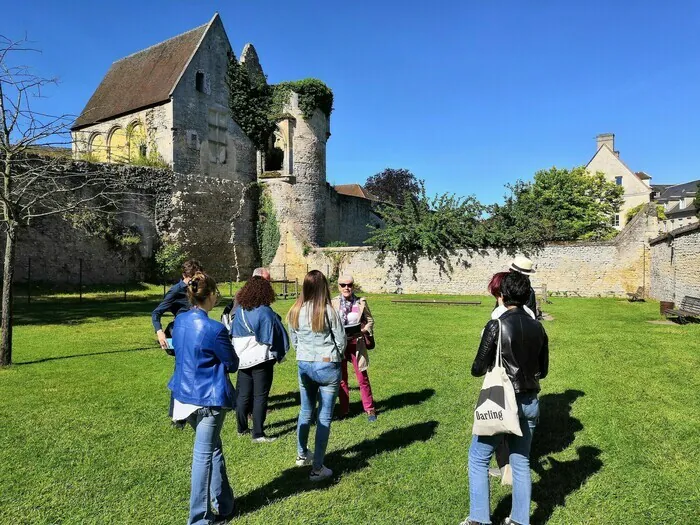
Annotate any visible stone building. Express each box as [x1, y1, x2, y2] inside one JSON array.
[[586, 133, 652, 230], [68, 13, 379, 281], [655, 180, 699, 232]]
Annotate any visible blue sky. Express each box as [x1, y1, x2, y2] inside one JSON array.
[[4, 1, 700, 203]]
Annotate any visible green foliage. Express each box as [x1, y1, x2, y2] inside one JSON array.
[[64, 209, 142, 251], [270, 79, 334, 121], [657, 205, 667, 221], [256, 188, 280, 266], [488, 167, 624, 244], [625, 203, 646, 223], [154, 239, 188, 281], [367, 182, 487, 277], [227, 54, 333, 150], [694, 182, 700, 217], [326, 240, 348, 248], [365, 168, 423, 205], [129, 146, 169, 169]]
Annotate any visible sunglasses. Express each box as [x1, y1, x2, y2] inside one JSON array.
[[339, 283, 353, 288]]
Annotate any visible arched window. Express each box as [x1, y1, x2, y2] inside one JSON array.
[[88, 133, 108, 162], [127, 121, 147, 162], [108, 127, 128, 163]]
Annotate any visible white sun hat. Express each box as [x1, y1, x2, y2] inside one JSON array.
[[509, 255, 536, 275]]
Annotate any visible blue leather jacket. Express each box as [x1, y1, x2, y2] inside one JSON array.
[[168, 308, 239, 408]]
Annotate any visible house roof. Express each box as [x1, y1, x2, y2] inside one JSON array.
[[585, 144, 651, 187], [334, 184, 378, 201], [655, 180, 699, 202], [72, 17, 214, 130]]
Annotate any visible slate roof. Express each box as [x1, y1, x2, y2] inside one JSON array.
[[72, 21, 210, 130], [334, 184, 378, 201], [655, 180, 699, 202]]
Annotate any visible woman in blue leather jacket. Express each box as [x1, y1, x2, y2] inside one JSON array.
[[169, 271, 239, 525]]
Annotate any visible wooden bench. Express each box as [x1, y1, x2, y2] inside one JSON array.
[[391, 299, 481, 306], [627, 286, 645, 302], [663, 296, 700, 323]]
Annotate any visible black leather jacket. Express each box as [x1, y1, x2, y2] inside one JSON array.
[[471, 308, 549, 393]]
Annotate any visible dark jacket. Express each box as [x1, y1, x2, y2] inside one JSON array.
[[526, 287, 537, 314], [151, 280, 191, 332], [471, 307, 549, 393], [168, 308, 239, 408]]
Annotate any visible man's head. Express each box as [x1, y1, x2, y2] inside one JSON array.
[[338, 274, 355, 299], [501, 271, 531, 307], [252, 267, 271, 281], [182, 259, 204, 281], [509, 255, 536, 275]]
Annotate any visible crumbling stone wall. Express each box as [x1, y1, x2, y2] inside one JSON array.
[[650, 225, 700, 302], [323, 185, 382, 247]]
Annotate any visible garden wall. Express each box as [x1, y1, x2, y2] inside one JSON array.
[[649, 224, 700, 302], [273, 206, 659, 297]]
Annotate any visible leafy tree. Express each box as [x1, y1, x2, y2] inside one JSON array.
[[364, 168, 423, 205], [487, 167, 624, 245], [366, 182, 486, 277]]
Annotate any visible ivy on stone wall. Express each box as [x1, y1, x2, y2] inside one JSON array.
[[256, 186, 280, 266], [227, 54, 333, 150]]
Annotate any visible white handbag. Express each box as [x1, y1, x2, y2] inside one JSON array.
[[232, 309, 274, 369], [472, 319, 522, 436]]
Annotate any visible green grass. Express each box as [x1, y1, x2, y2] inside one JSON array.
[[1, 295, 698, 524]]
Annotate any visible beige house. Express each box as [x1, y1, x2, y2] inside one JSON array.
[[585, 133, 652, 229]]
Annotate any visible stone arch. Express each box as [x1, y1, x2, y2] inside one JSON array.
[[108, 126, 128, 163], [127, 120, 147, 162], [88, 132, 108, 162]]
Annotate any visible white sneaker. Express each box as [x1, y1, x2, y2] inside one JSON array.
[[295, 450, 313, 466], [252, 436, 277, 443], [309, 465, 333, 481]]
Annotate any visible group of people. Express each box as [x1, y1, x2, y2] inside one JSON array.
[[152, 255, 549, 525], [152, 262, 377, 525]]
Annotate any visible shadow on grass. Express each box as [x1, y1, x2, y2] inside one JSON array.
[[12, 300, 160, 327], [14, 346, 155, 365], [491, 389, 603, 524], [263, 388, 436, 439], [235, 420, 439, 517], [345, 388, 436, 417]]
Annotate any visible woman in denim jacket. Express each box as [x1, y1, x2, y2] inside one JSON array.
[[169, 272, 239, 525], [286, 270, 346, 481]]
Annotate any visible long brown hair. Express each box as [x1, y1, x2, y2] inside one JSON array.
[[287, 270, 332, 332]]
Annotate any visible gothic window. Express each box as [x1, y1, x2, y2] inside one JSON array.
[[208, 109, 227, 164]]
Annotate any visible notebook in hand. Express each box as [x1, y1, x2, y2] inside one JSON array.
[[344, 323, 362, 337]]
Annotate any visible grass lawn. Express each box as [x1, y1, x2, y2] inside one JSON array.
[[1, 293, 698, 524]]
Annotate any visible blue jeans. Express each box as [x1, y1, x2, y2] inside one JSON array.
[[186, 407, 234, 525], [468, 392, 540, 525], [296, 361, 341, 470]]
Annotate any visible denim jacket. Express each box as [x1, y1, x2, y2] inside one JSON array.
[[290, 303, 346, 362], [169, 308, 239, 408]]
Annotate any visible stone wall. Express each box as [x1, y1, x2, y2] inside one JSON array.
[[650, 224, 700, 302], [324, 186, 382, 247], [273, 204, 658, 297]]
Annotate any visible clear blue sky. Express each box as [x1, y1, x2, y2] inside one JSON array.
[[4, 0, 700, 204]]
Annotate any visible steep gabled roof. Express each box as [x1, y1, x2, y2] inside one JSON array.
[[334, 184, 379, 201], [656, 180, 699, 202], [72, 16, 217, 130], [585, 144, 651, 187]]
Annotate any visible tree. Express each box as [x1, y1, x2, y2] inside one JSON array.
[[366, 182, 487, 277], [0, 36, 134, 366], [364, 168, 422, 205], [487, 166, 624, 245]]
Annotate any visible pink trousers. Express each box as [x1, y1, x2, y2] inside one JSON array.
[[339, 342, 375, 414]]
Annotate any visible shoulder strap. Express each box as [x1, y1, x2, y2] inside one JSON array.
[[240, 309, 254, 335], [496, 319, 503, 367]]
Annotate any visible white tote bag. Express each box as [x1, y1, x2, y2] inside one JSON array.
[[232, 310, 274, 369], [472, 320, 522, 437]]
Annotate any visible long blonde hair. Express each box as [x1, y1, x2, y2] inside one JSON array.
[[287, 270, 332, 332]]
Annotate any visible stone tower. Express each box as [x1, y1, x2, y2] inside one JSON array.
[[262, 88, 331, 261]]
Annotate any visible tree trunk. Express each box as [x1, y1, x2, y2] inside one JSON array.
[[1, 225, 17, 367]]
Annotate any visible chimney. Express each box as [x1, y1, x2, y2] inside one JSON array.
[[596, 133, 619, 157]]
